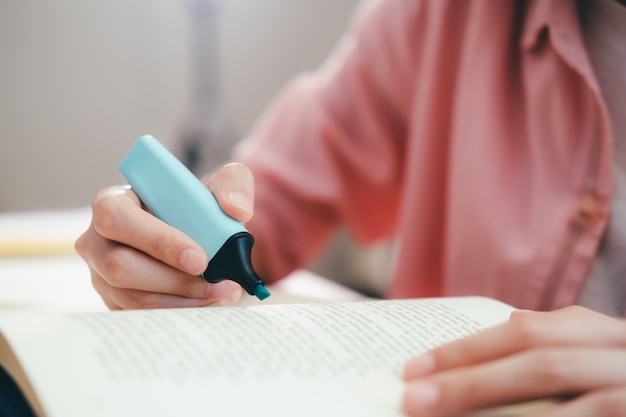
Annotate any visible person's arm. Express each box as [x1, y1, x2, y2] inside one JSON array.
[[402, 306, 626, 417], [76, 0, 421, 309], [233, 0, 422, 281]]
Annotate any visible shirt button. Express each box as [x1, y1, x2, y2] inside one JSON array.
[[570, 193, 605, 228]]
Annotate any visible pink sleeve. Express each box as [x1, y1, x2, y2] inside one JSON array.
[[233, 0, 421, 280]]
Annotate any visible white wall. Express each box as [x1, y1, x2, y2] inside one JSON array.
[[0, 0, 360, 211]]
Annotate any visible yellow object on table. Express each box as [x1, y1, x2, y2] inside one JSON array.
[[0, 241, 76, 258], [0, 207, 90, 258]]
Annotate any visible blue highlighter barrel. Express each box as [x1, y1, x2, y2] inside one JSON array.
[[118, 135, 270, 300]]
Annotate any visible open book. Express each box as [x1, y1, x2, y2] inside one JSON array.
[[0, 296, 548, 417]]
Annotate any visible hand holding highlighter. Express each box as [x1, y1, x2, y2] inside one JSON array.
[[119, 135, 270, 300]]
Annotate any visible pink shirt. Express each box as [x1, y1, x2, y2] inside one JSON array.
[[234, 0, 615, 312]]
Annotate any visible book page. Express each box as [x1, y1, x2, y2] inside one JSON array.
[[0, 297, 514, 417]]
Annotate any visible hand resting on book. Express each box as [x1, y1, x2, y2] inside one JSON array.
[[402, 306, 626, 417]]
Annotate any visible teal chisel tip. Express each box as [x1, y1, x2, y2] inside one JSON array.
[[253, 284, 271, 301]]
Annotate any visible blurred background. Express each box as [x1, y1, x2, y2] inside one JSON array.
[[0, 0, 360, 211], [0, 0, 392, 296]]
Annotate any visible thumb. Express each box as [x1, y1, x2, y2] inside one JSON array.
[[204, 162, 255, 223]]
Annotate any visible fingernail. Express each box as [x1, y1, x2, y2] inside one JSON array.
[[404, 354, 436, 379], [228, 191, 253, 212], [404, 382, 439, 413], [179, 248, 207, 274]]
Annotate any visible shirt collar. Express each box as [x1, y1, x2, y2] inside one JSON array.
[[520, 0, 557, 50], [521, 0, 600, 95]]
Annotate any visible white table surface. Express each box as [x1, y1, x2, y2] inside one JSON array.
[[0, 207, 365, 312]]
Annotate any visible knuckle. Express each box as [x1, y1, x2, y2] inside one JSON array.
[[90, 271, 106, 297], [126, 292, 164, 310], [529, 350, 571, 385], [559, 304, 593, 319], [91, 193, 122, 237], [74, 233, 87, 257], [510, 314, 546, 348], [99, 246, 131, 288], [173, 275, 201, 298], [91, 272, 119, 311], [561, 305, 588, 314], [431, 375, 485, 413], [147, 229, 174, 259]]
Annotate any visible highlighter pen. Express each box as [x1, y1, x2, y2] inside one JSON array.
[[118, 135, 270, 300]]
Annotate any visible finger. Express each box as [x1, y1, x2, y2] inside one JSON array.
[[532, 386, 626, 417], [405, 307, 626, 379], [90, 186, 208, 275], [93, 272, 243, 310], [77, 216, 216, 304], [93, 278, 122, 311], [204, 162, 255, 223], [403, 347, 626, 417], [89, 237, 218, 297]]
